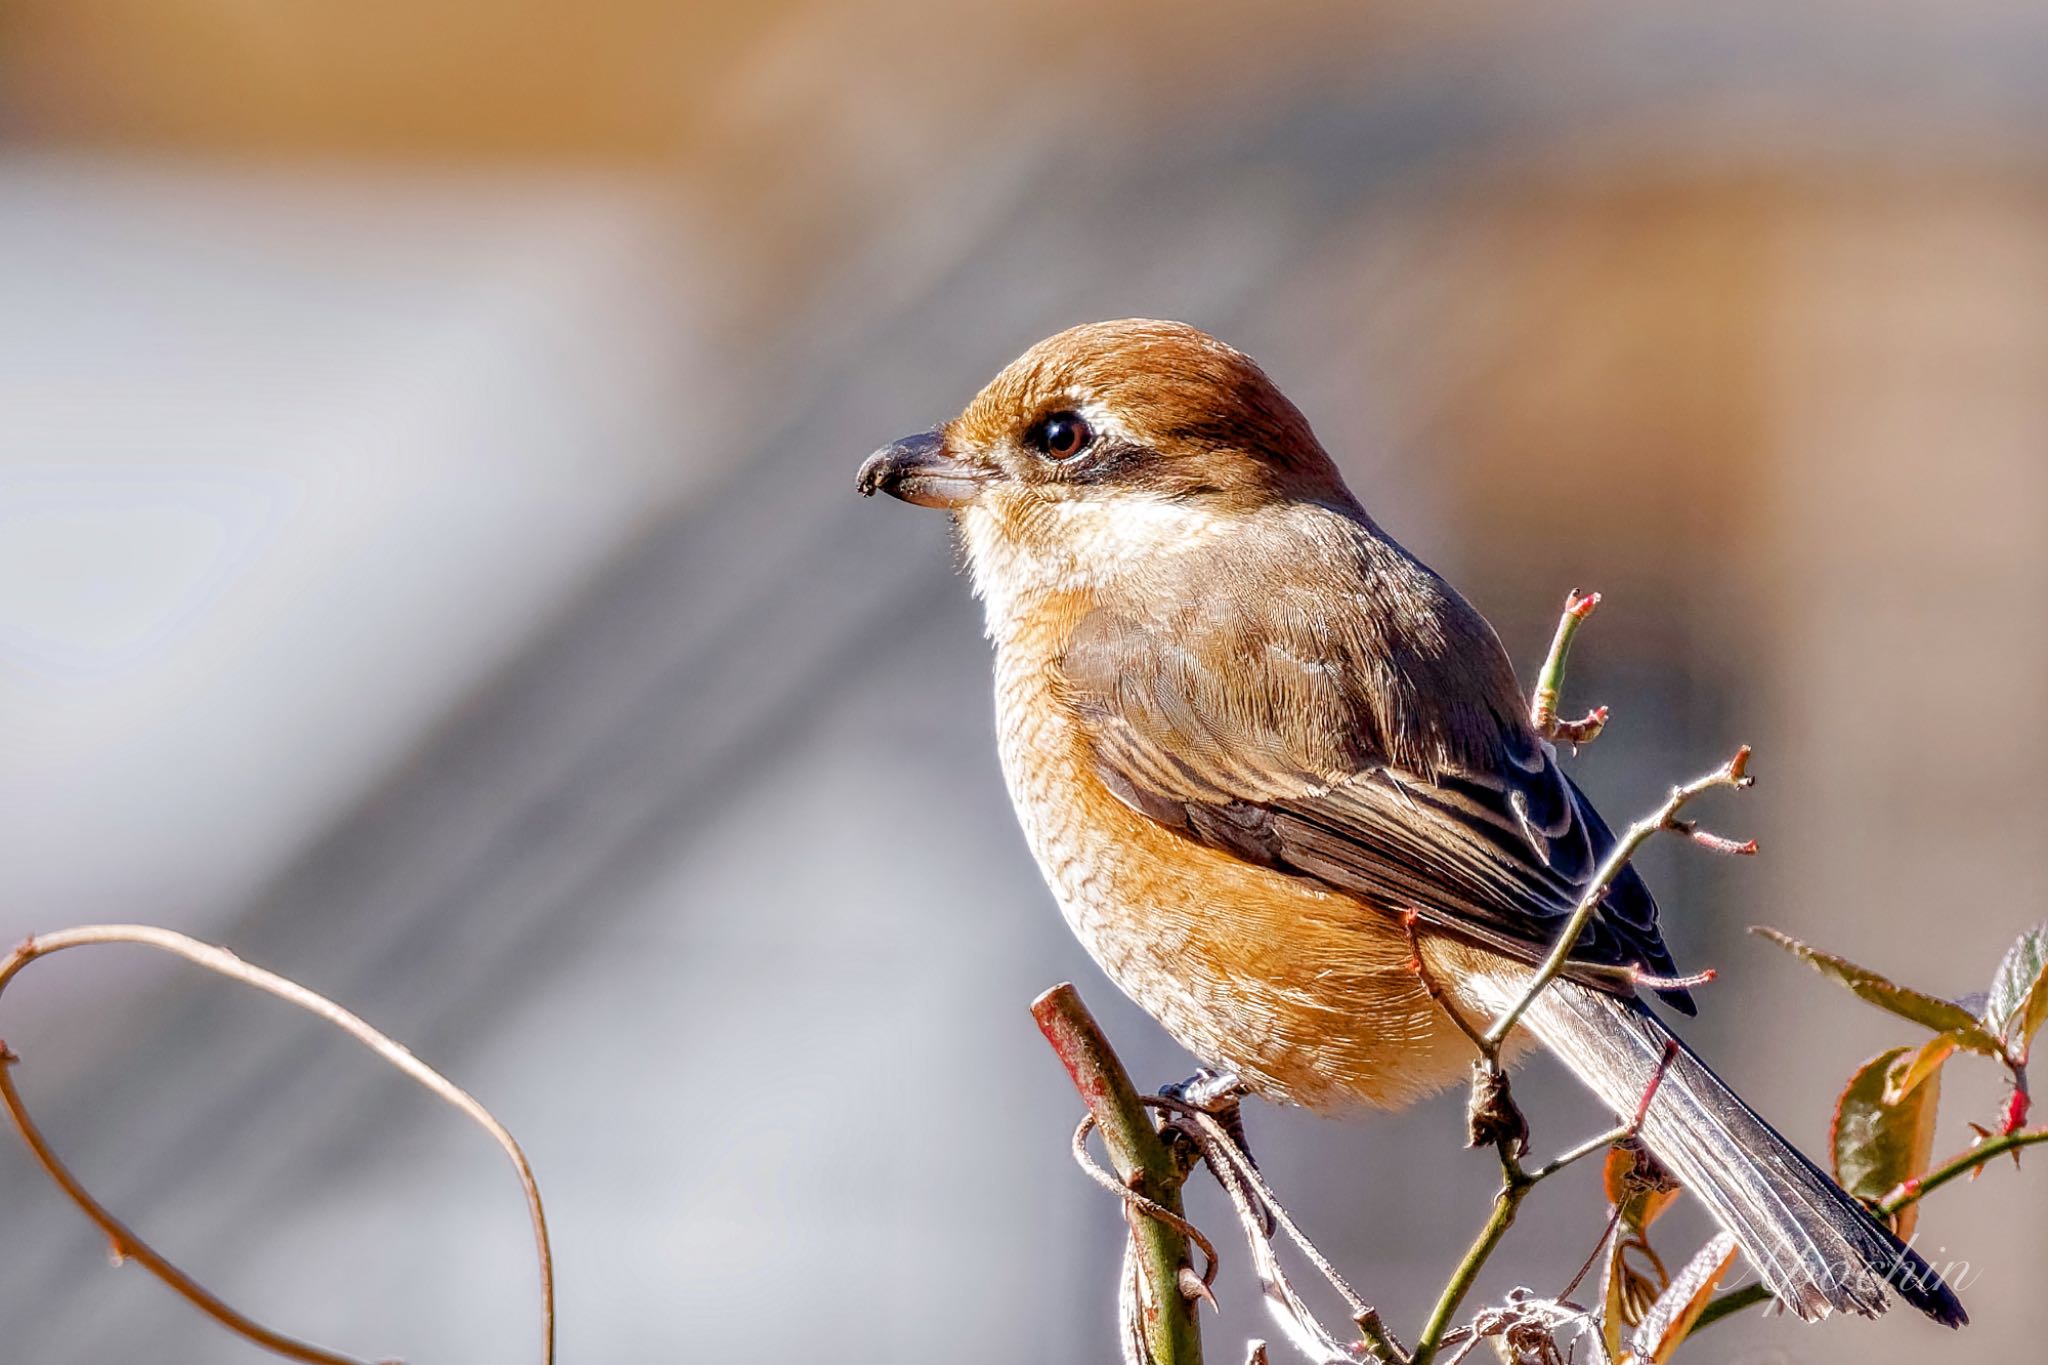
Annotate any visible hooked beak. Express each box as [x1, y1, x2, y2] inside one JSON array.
[[855, 430, 989, 510]]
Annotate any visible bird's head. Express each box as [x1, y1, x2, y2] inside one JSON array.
[[857, 319, 1355, 619]]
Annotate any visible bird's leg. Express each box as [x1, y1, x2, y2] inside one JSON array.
[[1161, 1067, 1247, 1110], [1160, 1068, 1254, 1158], [1158, 1068, 1278, 1235]]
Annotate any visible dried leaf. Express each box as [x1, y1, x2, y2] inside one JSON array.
[[1985, 924, 2048, 1059], [1600, 1247, 1629, 1365], [1832, 1046, 1944, 1241], [1600, 1143, 1681, 1360], [1883, 1033, 1960, 1105], [1468, 1063, 1530, 1156], [1471, 1292, 1590, 1365], [1601, 1228, 1668, 1362], [1751, 928, 2002, 1054], [1601, 1143, 1682, 1232], [1627, 1233, 1740, 1364]]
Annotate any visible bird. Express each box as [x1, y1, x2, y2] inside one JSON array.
[[855, 318, 1964, 1328]]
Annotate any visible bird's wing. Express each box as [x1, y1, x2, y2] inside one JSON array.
[[1054, 579, 1692, 1011]]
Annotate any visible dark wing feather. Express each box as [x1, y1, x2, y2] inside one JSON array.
[[1058, 550, 1692, 1012]]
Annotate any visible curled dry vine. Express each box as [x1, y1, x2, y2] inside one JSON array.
[[0, 923, 554, 1365]]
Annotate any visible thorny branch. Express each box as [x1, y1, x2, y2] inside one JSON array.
[[0, 924, 554, 1365], [1039, 976, 1421, 1365], [1034, 984, 1207, 1365], [1883, 1126, 2048, 1211]]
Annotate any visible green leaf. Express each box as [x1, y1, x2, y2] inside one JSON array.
[[1833, 1046, 1943, 1241], [1985, 924, 2048, 1058], [1751, 927, 2003, 1055]]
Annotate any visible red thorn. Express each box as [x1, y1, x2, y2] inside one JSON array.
[[1965, 1121, 1997, 1178], [2000, 1086, 2030, 1138], [1566, 589, 1601, 619]]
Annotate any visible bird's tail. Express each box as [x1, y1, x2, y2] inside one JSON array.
[[1520, 981, 1966, 1327]]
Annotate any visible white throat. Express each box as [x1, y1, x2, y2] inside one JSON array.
[[958, 492, 1234, 644]]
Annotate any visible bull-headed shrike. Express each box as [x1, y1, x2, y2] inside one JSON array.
[[858, 319, 1962, 1327]]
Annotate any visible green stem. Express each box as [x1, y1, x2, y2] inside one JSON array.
[[1881, 1126, 2048, 1214], [1529, 590, 1597, 737], [1410, 1165, 1530, 1365], [1355, 1310, 1406, 1364], [1033, 984, 1203, 1365], [1410, 1048, 1678, 1363]]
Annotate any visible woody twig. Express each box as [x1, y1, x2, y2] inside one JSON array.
[[1035, 984, 1208, 1365]]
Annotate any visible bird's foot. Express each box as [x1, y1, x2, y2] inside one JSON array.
[[1160, 1066, 1249, 1114], [1158, 1069, 1276, 1234]]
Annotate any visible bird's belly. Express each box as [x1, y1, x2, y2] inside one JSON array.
[[994, 663, 1505, 1110]]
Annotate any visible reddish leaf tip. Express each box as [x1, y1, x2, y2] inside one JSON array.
[[1726, 746, 1754, 784]]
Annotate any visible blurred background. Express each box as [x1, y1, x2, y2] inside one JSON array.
[[2, 1, 2045, 1360]]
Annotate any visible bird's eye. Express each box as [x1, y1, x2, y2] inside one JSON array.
[[1030, 411, 1093, 460]]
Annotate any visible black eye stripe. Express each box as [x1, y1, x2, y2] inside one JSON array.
[[1057, 436, 1151, 483]]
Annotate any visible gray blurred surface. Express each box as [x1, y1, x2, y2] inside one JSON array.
[[3, 5, 2048, 1363], [0, 160, 708, 936]]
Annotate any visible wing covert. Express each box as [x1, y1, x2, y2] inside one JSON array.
[[1056, 584, 1692, 1012]]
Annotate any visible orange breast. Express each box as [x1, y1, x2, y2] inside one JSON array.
[[991, 618, 1524, 1111]]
